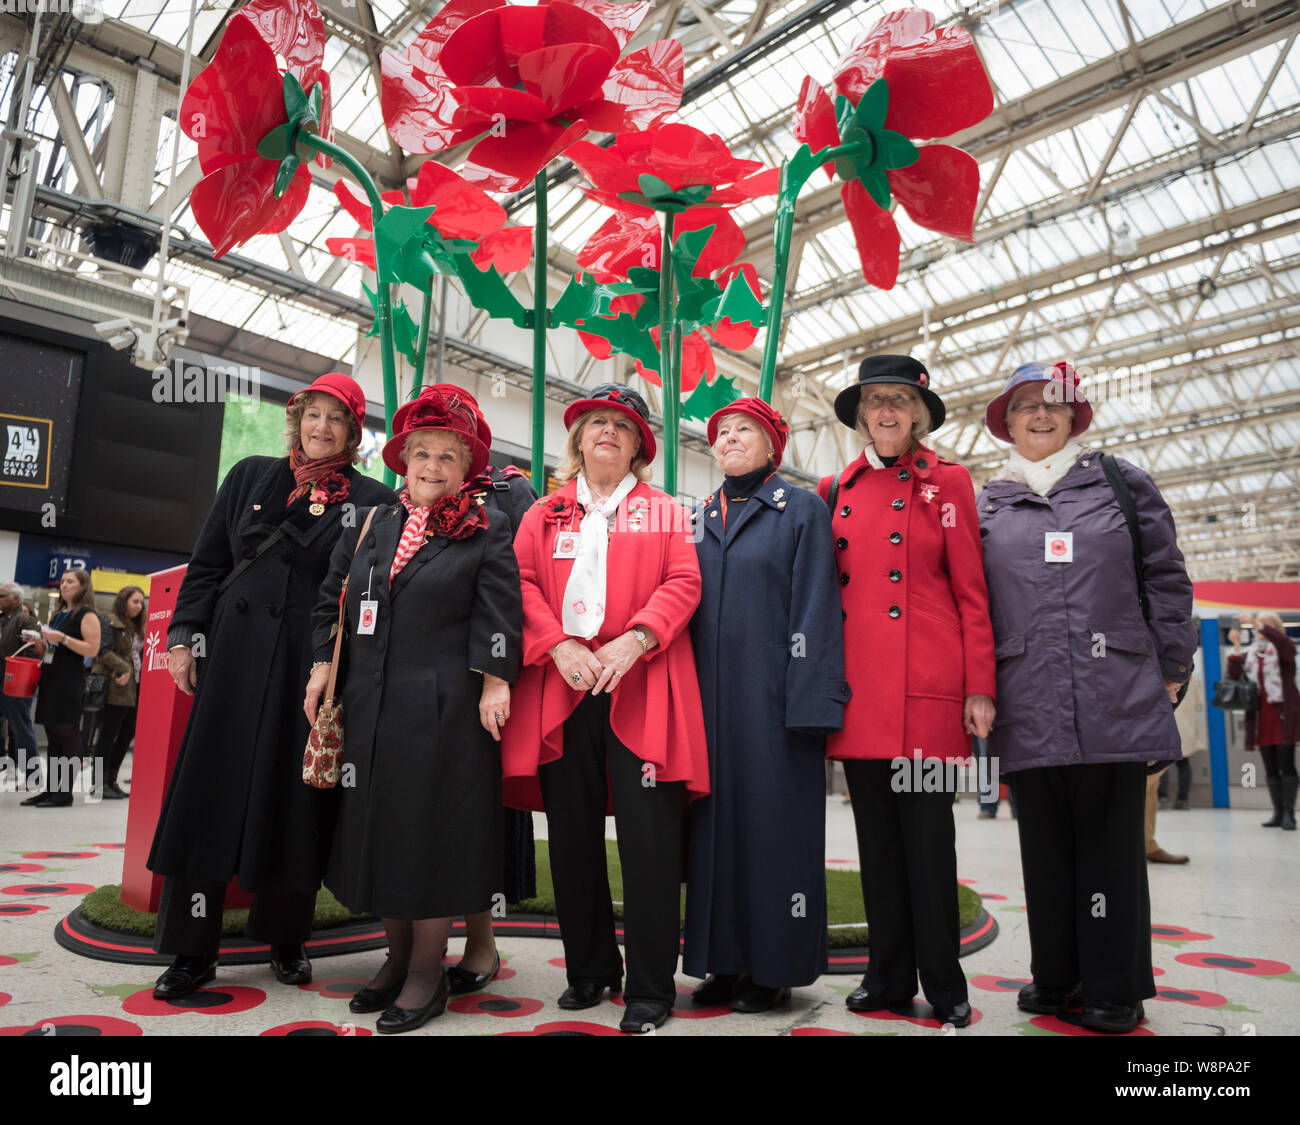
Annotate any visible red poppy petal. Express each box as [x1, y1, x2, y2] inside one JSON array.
[[181, 15, 283, 164], [881, 28, 994, 140], [333, 179, 374, 231], [792, 76, 840, 179], [890, 144, 979, 240], [312, 70, 334, 170], [679, 331, 711, 393], [611, 292, 645, 316], [558, 0, 650, 49], [602, 39, 683, 130], [518, 42, 617, 116], [565, 139, 641, 195], [675, 208, 744, 277], [542, 0, 620, 58], [708, 317, 761, 351], [841, 179, 900, 289], [261, 164, 313, 235], [193, 160, 307, 259], [450, 84, 553, 125], [410, 159, 507, 240], [463, 119, 590, 192], [325, 236, 377, 270], [496, 4, 548, 68], [382, 189, 406, 206], [577, 211, 660, 276], [239, 0, 326, 86], [579, 330, 614, 360], [570, 98, 629, 133], [717, 260, 761, 296], [442, 8, 512, 86], [471, 225, 534, 272], [704, 166, 780, 207], [648, 123, 761, 191], [833, 7, 935, 104], [577, 187, 655, 215]]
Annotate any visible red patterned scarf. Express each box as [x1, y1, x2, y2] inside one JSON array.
[[389, 486, 488, 581], [287, 445, 352, 509]]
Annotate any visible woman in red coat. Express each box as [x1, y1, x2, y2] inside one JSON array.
[[502, 383, 707, 1034], [1227, 612, 1298, 829], [818, 355, 996, 1028]]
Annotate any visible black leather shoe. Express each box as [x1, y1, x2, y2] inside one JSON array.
[[730, 981, 791, 1014], [153, 956, 218, 1000], [691, 974, 739, 1007], [557, 978, 622, 1010], [932, 1001, 971, 1027], [349, 977, 406, 1014], [1017, 981, 1084, 1014], [102, 783, 129, 800], [270, 945, 312, 985], [1081, 999, 1144, 1034], [846, 980, 912, 1013], [20, 792, 50, 806], [447, 953, 500, 995], [619, 1002, 670, 1033], [375, 972, 449, 1034]]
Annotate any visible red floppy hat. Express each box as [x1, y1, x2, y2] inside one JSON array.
[[985, 361, 1093, 443], [287, 372, 367, 430], [706, 397, 790, 467], [393, 383, 493, 451], [382, 384, 490, 479], [562, 383, 657, 465]]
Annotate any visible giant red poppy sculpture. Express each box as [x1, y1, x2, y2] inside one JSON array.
[[381, 0, 684, 192], [181, 0, 333, 259], [756, 7, 994, 400]]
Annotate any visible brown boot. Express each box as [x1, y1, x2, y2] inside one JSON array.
[[1147, 848, 1189, 864]]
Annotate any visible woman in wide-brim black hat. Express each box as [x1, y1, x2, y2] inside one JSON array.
[[818, 355, 997, 1028]]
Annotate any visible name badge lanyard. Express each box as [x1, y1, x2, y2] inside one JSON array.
[[357, 566, 378, 636]]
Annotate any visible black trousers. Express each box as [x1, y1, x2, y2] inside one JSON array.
[[843, 759, 966, 1010], [153, 875, 316, 957], [95, 704, 136, 787], [539, 692, 685, 1008], [1157, 757, 1192, 800], [1008, 762, 1154, 1003], [1260, 745, 1297, 780]]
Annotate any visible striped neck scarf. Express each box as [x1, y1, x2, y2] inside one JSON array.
[[389, 489, 431, 582]]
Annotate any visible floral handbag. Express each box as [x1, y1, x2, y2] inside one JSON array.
[[303, 508, 376, 788]]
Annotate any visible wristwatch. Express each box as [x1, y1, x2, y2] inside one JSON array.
[[632, 628, 650, 653]]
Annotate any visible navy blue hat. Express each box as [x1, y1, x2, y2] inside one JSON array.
[[834, 355, 945, 432]]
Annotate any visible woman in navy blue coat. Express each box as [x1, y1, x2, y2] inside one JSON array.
[[684, 398, 851, 1012]]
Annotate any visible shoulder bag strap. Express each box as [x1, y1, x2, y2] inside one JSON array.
[[325, 507, 377, 707], [827, 469, 842, 514], [216, 525, 289, 597], [1100, 453, 1149, 621]]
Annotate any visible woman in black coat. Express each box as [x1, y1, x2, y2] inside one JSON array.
[[148, 373, 396, 998], [305, 384, 522, 1033], [685, 398, 850, 1012]]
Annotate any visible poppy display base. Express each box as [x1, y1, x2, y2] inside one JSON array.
[[55, 905, 997, 973]]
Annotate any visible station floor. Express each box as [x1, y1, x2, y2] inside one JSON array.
[[1, 758, 1296, 1038]]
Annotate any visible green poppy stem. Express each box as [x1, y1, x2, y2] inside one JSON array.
[[413, 278, 433, 393], [659, 211, 679, 496], [758, 140, 864, 405], [300, 132, 398, 486], [530, 171, 548, 490]]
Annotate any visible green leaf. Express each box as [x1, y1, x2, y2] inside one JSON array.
[[452, 253, 528, 328], [669, 224, 713, 287], [682, 372, 740, 421], [283, 71, 309, 123], [878, 129, 919, 171], [574, 313, 661, 370], [854, 78, 890, 133], [373, 204, 479, 288], [392, 300, 419, 364], [862, 169, 892, 211], [272, 154, 300, 200], [709, 270, 766, 329], [637, 173, 676, 202], [256, 123, 294, 160]]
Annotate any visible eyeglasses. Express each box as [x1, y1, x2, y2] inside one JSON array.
[[862, 393, 914, 412], [1008, 400, 1071, 416]]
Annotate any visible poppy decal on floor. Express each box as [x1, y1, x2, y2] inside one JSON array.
[[1152, 986, 1230, 1007], [121, 985, 267, 1016], [612, 985, 728, 1019], [849, 1002, 984, 1029], [0, 1015, 143, 1036], [298, 976, 371, 1001], [0, 992, 9, 1007], [0, 864, 45, 875], [497, 1020, 624, 1036], [448, 992, 545, 1017], [0, 903, 48, 916], [547, 957, 567, 969], [260, 1020, 373, 1036], [1175, 952, 1294, 978], [1, 884, 96, 897], [21, 852, 98, 861], [1151, 924, 1213, 944], [1021, 1012, 1153, 1036], [89, 844, 126, 850], [969, 975, 1030, 993]]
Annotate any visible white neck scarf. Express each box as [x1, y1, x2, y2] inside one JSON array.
[[562, 471, 637, 639], [993, 437, 1086, 496], [1249, 634, 1284, 704]]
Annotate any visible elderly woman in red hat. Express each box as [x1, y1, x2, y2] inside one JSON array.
[[501, 383, 707, 1034], [820, 355, 996, 1029], [149, 373, 396, 1000], [304, 385, 522, 1033], [685, 398, 849, 1013]]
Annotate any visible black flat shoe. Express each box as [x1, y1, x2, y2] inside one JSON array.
[[1081, 999, 1144, 1034], [375, 972, 450, 1034], [35, 795, 73, 807], [691, 974, 739, 1007], [932, 1001, 972, 1027], [447, 953, 500, 995], [1017, 981, 1084, 1015], [20, 792, 50, 806], [153, 955, 218, 1000], [102, 783, 128, 800], [845, 980, 912, 1013], [349, 977, 406, 1014], [730, 981, 791, 1014], [270, 945, 311, 986], [557, 977, 622, 1010], [619, 1002, 670, 1033]]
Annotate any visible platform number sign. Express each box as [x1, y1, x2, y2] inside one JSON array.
[[1, 413, 52, 490]]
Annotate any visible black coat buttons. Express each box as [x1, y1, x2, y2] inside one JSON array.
[[898, 469, 910, 481], [836, 537, 848, 550], [839, 573, 850, 586], [889, 531, 902, 544], [840, 506, 851, 517], [891, 498, 905, 510], [889, 569, 902, 582], [888, 605, 901, 618]]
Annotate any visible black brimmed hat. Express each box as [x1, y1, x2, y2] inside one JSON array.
[[833, 355, 946, 432]]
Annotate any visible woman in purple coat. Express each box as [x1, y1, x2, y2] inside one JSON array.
[[977, 361, 1195, 1035]]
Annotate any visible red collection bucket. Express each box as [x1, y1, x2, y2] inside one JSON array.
[[3, 643, 41, 698]]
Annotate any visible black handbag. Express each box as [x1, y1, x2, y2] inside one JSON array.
[[82, 672, 109, 712], [1211, 677, 1259, 712]]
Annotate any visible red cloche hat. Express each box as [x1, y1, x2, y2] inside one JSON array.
[[562, 383, 657, 465], [985, 361, 1093, 443], [287, 372, 367, 431], [706, 397, 790, 467], [382, 384, 490, 479]]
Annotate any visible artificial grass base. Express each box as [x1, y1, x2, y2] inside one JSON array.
[[81, 841, 982, 951]]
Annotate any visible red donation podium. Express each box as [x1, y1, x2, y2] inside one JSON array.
[[120, 565, 251, 912]]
